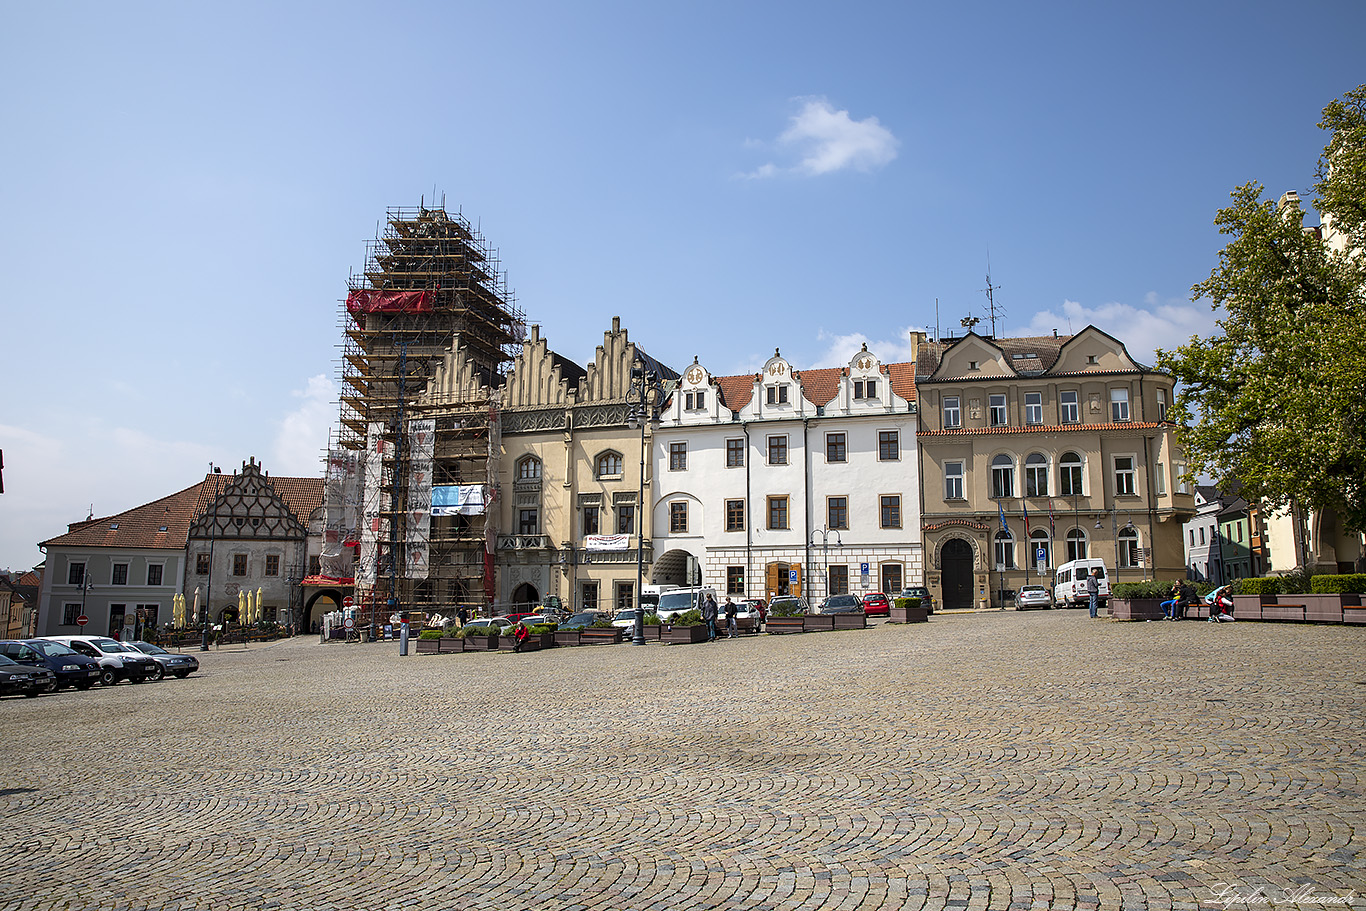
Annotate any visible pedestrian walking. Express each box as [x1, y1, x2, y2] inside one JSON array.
[[724, 597, 737, 638], [702, 594, 719, 642], [1086, 569, 1100, 618]]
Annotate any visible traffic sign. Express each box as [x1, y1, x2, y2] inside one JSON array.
[[788, 569, 799, 584], [860, 562, 870, 575], [344, 617, 355, 629], [1035, 547, 1046, 562], [76, 615, 89, 627], [343, 595, 354, 607]]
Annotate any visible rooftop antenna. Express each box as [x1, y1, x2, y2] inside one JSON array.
[[935, 298, 940, 343], [982, 255, 1004, 337]]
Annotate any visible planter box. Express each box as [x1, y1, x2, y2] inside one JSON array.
[[1231, 595, 1268, 621], [1262, 603, 1306, 622], [579, 628, 625, 645], [1300, 594, 1345, 624], [890, 605, 928, 623], [553, 629, 582, 647], [1108, 598, 1163, 621], [803, 615, 835, 632], [663, 624, 709, 644], [416, 636, 465, 654], [831, 612, 867, 630], [463, 635, 500, 651], [766, 617, 806, 634], [500, 635, 544, 652]]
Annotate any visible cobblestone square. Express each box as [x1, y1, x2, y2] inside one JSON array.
[[2, 611, 1363, 910]]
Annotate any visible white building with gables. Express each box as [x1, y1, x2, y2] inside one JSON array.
[[652, 345, 922, 603]]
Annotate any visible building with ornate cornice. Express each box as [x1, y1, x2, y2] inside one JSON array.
[[423, 317, 678, 613], [654, 345, 922, 604], [914, 327, 1193, 609]]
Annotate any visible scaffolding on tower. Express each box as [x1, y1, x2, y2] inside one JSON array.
[[332, 203, 524, 630]]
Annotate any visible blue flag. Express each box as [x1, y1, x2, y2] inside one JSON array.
[[999, 499, 1011, 537]]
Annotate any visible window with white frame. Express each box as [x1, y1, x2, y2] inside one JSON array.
[[684, 390, 706, 410], [766, 385, 789, 405], [853, 379, 878, 400], [517, 457, 542, 480], [1118, 527, 1140, 567], [1060, 390, 1079, 424], [1157, 388, 1168, 422], [1174, 461, 1190, 494], [1024, 391, 1043, 425], [768, 435, 788, 465], [1025, 453, 1049, 497], [989, 394, 1007, 426], [994, 530, 1016, 569], [1110, 388, 1130, 422], [1066, 529, 1088, 561], [826, 432, 846, 462], [1114, 455, 1136, 496], [669, 501, 688, 533], [1060, 452, 1083, 497], [991, 454, 1015, 498], [726, 438, 744, 468], [878, 431, 899, 461], [944, 461, 964, 500], [943, 395, 961, 428], [1155, 462, 1166, 495], [597, 452, 623, 478], [880, 495, 901, 529]]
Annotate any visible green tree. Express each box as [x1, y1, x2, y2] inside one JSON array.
[[1158, 85, 1366, 532]]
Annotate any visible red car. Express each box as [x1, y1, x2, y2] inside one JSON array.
[[861, 592, 891, 616]]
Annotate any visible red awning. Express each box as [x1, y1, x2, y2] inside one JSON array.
[[345, 289, 432, 315]]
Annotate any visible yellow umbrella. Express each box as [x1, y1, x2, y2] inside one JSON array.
[[256, 587, 264, 624], [238, 590, 246, 623], [174, 593, 183, 628]]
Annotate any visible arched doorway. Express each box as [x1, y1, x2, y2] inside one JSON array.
[[303, 589, 344, 633], [511, 583, 539, 605], [764, 562, 796, 598], [941, 539, 975, 610]]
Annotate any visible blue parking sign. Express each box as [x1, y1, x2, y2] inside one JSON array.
[[789, 569, 799, 583], [860, 562, 870, 575]]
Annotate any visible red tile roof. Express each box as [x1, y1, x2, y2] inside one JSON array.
[[919, 421, 1169, 437], [41, 472, 323, 551], [716, 374, 758, 411], [713, 361, 919, 412]]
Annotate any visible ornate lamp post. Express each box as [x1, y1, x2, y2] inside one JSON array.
[[626, 357, 662, 646], [810, 526, 843, 604]]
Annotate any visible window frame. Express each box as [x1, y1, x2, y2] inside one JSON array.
[[264, 555, 279, 577], [725, 499, 745, 532], [616, 504, 635, 535], [1059, 389, 1079, 424], [596, 451, 623, 479], [767, 435, 788, 466], [827, 496, 848, 531], [989, 393, 1008, 427], [767, 496, 789, 530], [232, 554, 247, 577], [517, 456, 542, 481], [944, 461, 965, 500], [1059, 452, 1083, 497], [1114, 455, 1137, 496], [581, 506, 600, 537], [68, 562, 86, 586], [1110, 387, 1130, 422], [1024, 391, 1043, 425], [880, 494, 902, 529], [990, 454, 1015, 499], [668, 442, 687, 472], [195, 553, 210, 575], [669, 501, 688, 534], [825, 432, 846, 463], [943, 395, 961, 428], [111, 563, 128, 586], [725, 438, 745, 468], [993, 530, 1017, 569], [877, 430, 899, 461], [518, 508, 539, 535]]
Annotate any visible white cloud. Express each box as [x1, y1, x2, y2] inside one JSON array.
[[271, 374, 337, 476], [1016, 293, 1221, 365], [812, 328, 921, 368], [743, 98, 899, 179]]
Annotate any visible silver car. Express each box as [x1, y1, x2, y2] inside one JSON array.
[[125, 641, 200, 679], [1015, 585, 1053, 610]]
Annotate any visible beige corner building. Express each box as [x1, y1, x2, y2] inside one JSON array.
[[914, 327, 1194, 609]]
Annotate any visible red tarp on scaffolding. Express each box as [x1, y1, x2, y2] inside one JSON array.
[[346, 289, 432, 315]]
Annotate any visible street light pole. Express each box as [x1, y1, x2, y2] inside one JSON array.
[[627, 358, 660, 647], [809, 526, 842, 603]]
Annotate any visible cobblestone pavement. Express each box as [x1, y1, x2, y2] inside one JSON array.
[[2, 611, 1363, 911]]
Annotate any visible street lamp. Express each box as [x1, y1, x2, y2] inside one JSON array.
[[626, 357, 661, 646], [809, 526, 843, 604]]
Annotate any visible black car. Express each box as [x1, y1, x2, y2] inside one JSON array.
[[559, 611, 603, 630], [899, 586, 936, 614], [0, 640, 101, 691], [0, 654, 56, 697], [817, 594, 865, 614]]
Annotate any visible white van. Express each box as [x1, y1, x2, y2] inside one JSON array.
[[1053, 559, 1110, 609], [654, 586, 717, 621]]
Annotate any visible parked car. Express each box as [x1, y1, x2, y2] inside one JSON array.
[[496, 612, 542, 625], [898, 586, 936, 614], [1053, 558, 1110, 609], [817, 594, 864, 614], [124, 641, 200, 679], [1015, 584, 1053, 610], [766, 596, 811, 617], [40, 635, 159, 686], [0, 654, 56, 697], [462, 618, 515, 634], [610, 609, 640, 631], [654, 587, 717, 621], [860, 592, 891, 616], [559, 611, 604, 630], [0, 639, 101, 691]]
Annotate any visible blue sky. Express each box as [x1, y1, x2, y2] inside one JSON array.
[[2, 1, 1362, 572]]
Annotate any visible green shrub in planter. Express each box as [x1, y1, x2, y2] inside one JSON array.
[[1113, 580, 1182, 599], [1234, 576, 1281, 596], [670, 608, 704, 627], [643, 612, 662, 626], [1275, 566, 1314, 595], [1311, 573, 1366, 594], [529, 623, 556, 634], [769, 601, 806, 618], [589, 619, 617, 629], [418, 629, 444, 640], [893, 597, 921, 610]]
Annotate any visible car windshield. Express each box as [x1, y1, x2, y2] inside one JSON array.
[[31, 641, 77, 657], [0, 655, 19, 666], [1021, 586, 1046, 594], [566, 612, 597, 624], [92, 639, 133, 653], [826, 595, 860, 607], [130, 641, 168, 655], [657, 591, 700, 613]]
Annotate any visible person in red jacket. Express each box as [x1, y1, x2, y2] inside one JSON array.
[[513, 621, 531, 652]]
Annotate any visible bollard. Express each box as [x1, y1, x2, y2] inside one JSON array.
[[399, 621, 409, 656]]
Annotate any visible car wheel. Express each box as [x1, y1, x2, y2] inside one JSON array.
[[99, 668, 118, 686], [149, 665, 165, 681]]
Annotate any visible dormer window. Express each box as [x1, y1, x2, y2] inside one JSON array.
[[853, 380, 878, 400], [766, 385, 789, 405], [684, 391, 706, 410], [968, 361, 979, 371], [1087, 354, 1098, 365]]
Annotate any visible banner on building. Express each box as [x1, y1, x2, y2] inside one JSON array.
[[583, 534, 630, 552], [431, 485, 487, 516], [356, 422, 389, 589], [406, 419, 435, 578], [321, 448, 363, 580]]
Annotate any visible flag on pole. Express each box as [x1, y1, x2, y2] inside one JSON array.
[[1048, 500, 1056, 539], [1023, 498, 1030, 537], [998, 499, 1011, 537]]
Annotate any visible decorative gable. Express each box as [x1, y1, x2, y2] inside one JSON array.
[[188, 458, 307, 541], [1048, 326, 1143, 374], [931, 333, 1014, 380]]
